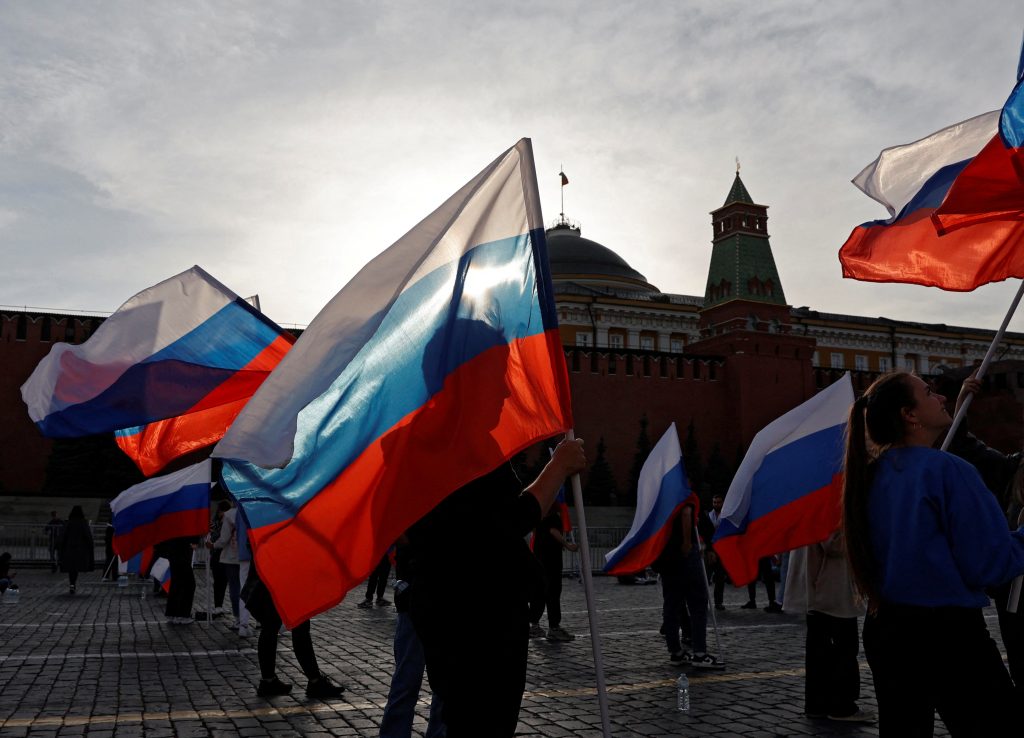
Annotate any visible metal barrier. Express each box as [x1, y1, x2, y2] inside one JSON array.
[[0, 523, 109, 566], [562, 527, 630, 578], [0, 522, 634, 577]]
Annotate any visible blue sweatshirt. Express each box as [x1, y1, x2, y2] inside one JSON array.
[[870, 446, 1024, 608]]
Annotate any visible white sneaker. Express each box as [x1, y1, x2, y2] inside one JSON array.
[[212, 606, 224, 615]]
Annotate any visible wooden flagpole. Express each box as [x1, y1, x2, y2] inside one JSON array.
[[938, 280, 1024, 612], [566, 429, 613, 737]]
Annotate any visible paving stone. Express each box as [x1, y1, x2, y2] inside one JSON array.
[[0, 570, 970, 736]]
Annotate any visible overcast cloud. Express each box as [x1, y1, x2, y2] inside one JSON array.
[[2, 1, 1022, 331]]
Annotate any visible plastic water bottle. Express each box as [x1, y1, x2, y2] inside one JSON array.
[[4, 587, 19, 603], [676, 673, 690, 713], [117, 575, 128, 588]]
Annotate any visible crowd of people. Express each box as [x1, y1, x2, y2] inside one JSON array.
[[24, 370, 1024, 737]]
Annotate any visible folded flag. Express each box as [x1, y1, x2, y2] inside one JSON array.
[[214, 139, 573, 627], [932, 46, 1024, 233], [840, 45, 1024, 291], [604, 422, 697, 576], [21, 266, 293, 441], [149, 557, 172, 593], [120, 547, 155, 577], [713, 374, 854, 587], [110, 459, 212, 559]]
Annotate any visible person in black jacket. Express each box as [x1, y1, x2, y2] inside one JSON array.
[[942, 373, 1024, 693], [58, 505, 94, 594]]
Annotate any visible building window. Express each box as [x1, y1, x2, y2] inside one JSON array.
[[904, 357, 916, 372], [830, 353, 844, 369], [640, 336, 654, 351], [576, 332, 591, 347], [609, 334, 624, 349], [854, 355, 867, 371], [878, 356, 891, 372], [670, 338, 683, 353], [812, 351, 820, 366]]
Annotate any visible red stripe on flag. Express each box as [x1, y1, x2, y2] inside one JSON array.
[[839, 209, 1024, 291], [112, 508, 209, 560], [714, 476, 842, 587], [604, 502, 686, 576], [250, 329, 573, 627]]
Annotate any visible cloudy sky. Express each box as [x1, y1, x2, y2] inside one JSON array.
[[2, 2, 1022, 331]]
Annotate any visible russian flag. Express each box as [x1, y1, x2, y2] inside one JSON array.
[[713, 374, 854, 587], [214, 139, 573, 627], [931, 49, 1024, 234], [149, 558, 172, 593], [840, 47, 1024, 291], [20, 267, 294, 444], [604, 423, 696, 576], [110, 459, 212, 560], [120, 547, 155, 577]]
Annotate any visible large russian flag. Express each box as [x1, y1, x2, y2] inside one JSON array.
[[604, 423, 696, 576], [214, 139, 573, 627], [110, 459, 212, 559], [21, 267, 294, 443], [713, 374, 854, 587], [932, 56, 1024, 233], [840, 47, 1024, 291]]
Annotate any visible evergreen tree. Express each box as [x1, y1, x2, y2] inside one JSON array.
[[583, 436, 618, 506], [625, 415, 652, 506], [683, 418, 705, 503], [705, 441, 733, 498]]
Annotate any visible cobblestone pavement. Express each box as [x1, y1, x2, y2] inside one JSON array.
[[0, 569, 977, 737]]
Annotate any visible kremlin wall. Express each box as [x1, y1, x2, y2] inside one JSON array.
[[4, 173, 1024, 506]]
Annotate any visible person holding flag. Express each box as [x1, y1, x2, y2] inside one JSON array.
[[843, 372, 1024, 736], [604, 422, 724, 669]]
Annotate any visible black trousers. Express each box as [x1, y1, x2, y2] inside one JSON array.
[[365, 556, 391, 601], [253, 607, 319, 681], [863, 604, 1015, 737], [805, 611, 859, 717], [211, 549, 227, 607], [746, 557, 776, 603], [165, 549, 195, 618]]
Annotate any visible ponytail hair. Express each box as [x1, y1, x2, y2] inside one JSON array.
[[842, 372, 916, 608]]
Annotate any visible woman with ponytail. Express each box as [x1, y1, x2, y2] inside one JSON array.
[[842, 372, 1024, 737]]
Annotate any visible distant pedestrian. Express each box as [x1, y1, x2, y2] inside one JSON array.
[[241, 567, 345, 699], [741, 556, 782, 613], [528, 509, 578, 642], [209, 500, 231, 615], [706, 494, 728, 610], [58, 505, 94, 594], [102, 523, 116, 581], [0, 552, 16, 593], [44, 510, 64, 572], [209, 503, 241, 621], [358, 553, 391, 609]]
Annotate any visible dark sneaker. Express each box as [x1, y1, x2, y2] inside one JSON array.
[[691, 652, 725, 670], [306, 673, 345, 699], [828, 709, 876, 723], [740, 600, 756, 609], [529, 623, 546, 638], [375, 597, 390, 607], [669, 651, 692, 665], [356, 599, 373, 609], [764, 602, 783, 614], [257, 678, 292, 697], [546, 626, 575, 642]]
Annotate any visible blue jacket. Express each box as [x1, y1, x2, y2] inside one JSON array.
[[870, 446, 1024, 608]]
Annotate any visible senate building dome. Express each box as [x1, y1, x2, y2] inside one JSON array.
[[545, 220, 659, 293]]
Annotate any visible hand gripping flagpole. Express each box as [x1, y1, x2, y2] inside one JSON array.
[[938, 280, 1024, 612], [566, 429, 613, 738]]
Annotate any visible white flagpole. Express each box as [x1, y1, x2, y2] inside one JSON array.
[[695, 525, 725, 662], [566, 429, 613, 738], [938, 280, 1024, 612]]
